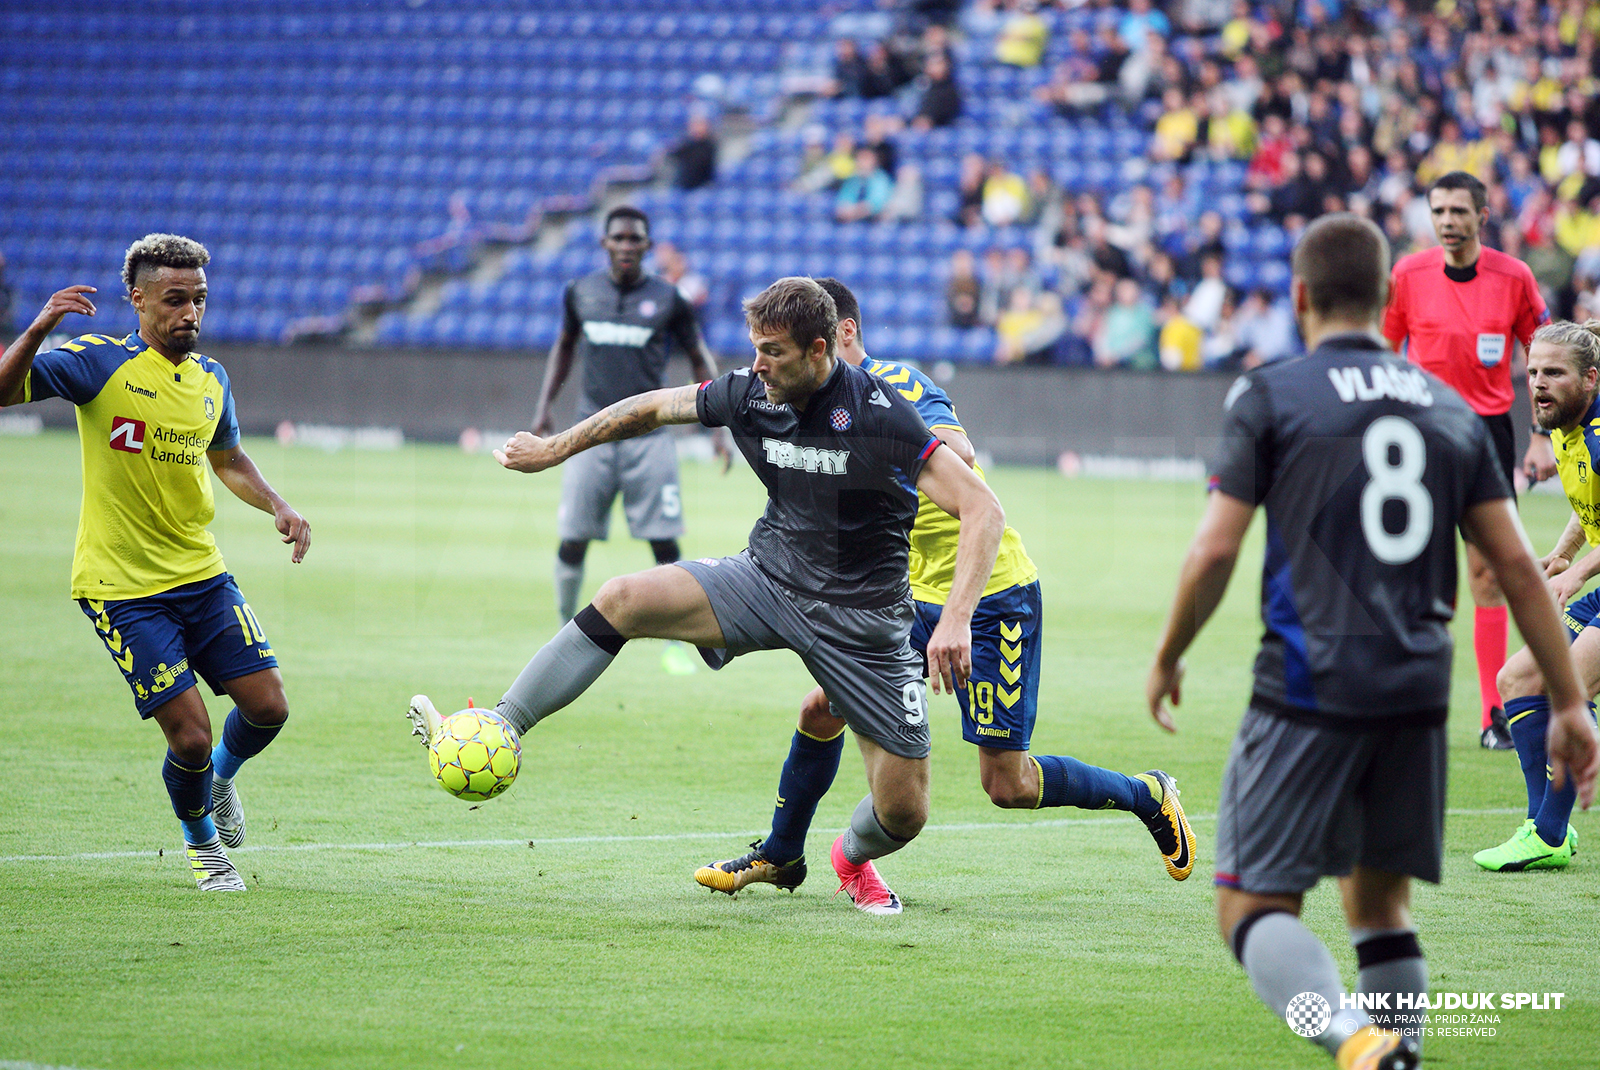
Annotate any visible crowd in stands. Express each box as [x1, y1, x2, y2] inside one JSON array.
[[800, 0, 1600, 369]]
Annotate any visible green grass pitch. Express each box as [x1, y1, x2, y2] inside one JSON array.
[[1, 430, 1594, 1070]]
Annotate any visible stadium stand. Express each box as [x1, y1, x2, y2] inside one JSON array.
[[2, 1, 1597, 369]]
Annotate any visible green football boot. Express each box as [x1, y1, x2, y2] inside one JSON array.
[[1473, 819, 1573, 872]]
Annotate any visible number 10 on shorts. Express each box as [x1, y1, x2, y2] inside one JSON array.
[[232, 603, 267, 645]]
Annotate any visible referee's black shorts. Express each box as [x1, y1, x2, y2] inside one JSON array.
[[1481, 411, 1518, 498]]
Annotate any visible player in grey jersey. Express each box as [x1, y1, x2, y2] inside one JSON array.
[[1147, 215, 1596, 1070], [529, 207, 727, 675], [410, 278, 1005, 915]]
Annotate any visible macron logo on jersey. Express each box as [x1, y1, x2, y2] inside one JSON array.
[[582, 321, 653, 347], [109, 417, 146, 454], [761, 438, 849, 475], [1327, 365, 1434, 407]]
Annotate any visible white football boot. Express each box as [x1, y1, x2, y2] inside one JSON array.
[[187, 839, 247, 892], [406, 694, 443, 749]]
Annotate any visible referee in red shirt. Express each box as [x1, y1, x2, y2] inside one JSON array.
[[1383, 171, 1553, 750]]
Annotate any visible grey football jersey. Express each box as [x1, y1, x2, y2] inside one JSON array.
[[697, 360, 940, 609], [1209, 334, 1510, 726], [563, 270, 702, 420]]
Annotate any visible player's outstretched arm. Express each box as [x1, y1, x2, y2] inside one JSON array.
[[916, 444, 1005, 694], [1147, 491, 1255, 732], [496, 384, 702, 473], [1463, 498, 1598, 807], [207, 446, 311, 563], [0, 285, 97, 406]]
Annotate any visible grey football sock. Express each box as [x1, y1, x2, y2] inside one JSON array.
[[1238, 911, 1367, 1056], [554, 559, 584, 623], [1353, 928, 1427, 1054], [496, 619, 616, 734], [839, 794, 911, 864]]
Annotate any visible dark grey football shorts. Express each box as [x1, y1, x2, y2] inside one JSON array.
[[1214, 706, 1447, 894], [674, 550, 931, 759], [557, 429, 684, 542]]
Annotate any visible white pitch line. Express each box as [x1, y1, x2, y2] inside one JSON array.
[[1, 1062, 106, 1070], [0, 808, 1529, 866]]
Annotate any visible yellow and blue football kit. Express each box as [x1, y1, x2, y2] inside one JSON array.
[[25, 332, 276, 716], [865, 358, 1042, 750], [1551, 393, 1600, 637], [1490, 394, 1600, 864]]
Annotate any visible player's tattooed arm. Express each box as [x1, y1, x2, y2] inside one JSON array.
[[0, 285, 98, 406], [496, 385, 700, 473]]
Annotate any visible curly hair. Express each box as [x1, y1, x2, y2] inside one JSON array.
[[122, 233, 210, 293]]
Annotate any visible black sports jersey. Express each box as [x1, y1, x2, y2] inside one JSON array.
[[1209, 334, 1511, 726], [697, 360, 940, 609], [564, 270, 702, 420]]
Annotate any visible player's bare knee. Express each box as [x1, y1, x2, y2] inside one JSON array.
[[982, 772, 1035, 809], [167, 726, 212, 765], [242, 698, 289, 727], [876, 799, 927, 840], [1466, 562, 1504, 606], [1496, 655, 1542, 703], [796, 699, 843, 740], [591, 575, 643, 632]]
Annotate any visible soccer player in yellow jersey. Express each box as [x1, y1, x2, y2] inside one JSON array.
[[695, 279, 1194, 907], [0, 234, 310, 891], [1479, 320, 1600, 871]]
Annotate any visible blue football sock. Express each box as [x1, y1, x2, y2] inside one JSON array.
[[212, 707, 284, 780], [1505, 697, 1549, 820], [163, 750, 216, 844], [1534, 771, 1576, 849], [760, 729, 844, 865], [1035, 754, 1157, 816]]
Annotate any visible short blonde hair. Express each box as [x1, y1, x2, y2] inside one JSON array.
[[122, 233, 209, 293]]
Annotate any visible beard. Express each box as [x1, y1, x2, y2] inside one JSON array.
[[1536, 390, 1592, 431], [168, 327, 199, 354]]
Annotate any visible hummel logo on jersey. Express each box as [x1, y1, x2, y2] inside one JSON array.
[[109, 417, 146, 453], [1327, 364, 1434, 407], [582, 321, 654, 347], [124, 381, 156, 399], [867, 389, 892, 408], [761, 438, 849, 475]]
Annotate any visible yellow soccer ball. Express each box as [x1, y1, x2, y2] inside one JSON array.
[[428, 708, 521, 801]]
